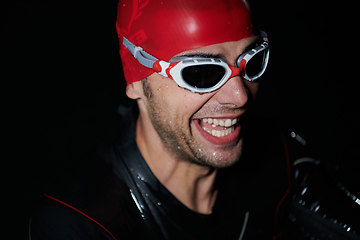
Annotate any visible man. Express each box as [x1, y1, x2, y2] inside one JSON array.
[[30, 0, 360, 239]]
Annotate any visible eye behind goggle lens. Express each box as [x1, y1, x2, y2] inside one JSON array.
[[245, 49, 267, 79], [182, 64, 226, 89]]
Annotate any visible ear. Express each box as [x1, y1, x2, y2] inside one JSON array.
[[126, 81, 143, 100]]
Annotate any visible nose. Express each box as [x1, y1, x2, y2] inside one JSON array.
[[213, 76, 249, 108]]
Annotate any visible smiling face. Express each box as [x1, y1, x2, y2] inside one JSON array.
[[129, 36, 260, 169]]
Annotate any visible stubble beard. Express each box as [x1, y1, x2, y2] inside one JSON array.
[[142, 80, 243, 169]]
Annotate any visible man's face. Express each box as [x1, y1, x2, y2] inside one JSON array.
[[137, 36, 260, 169]]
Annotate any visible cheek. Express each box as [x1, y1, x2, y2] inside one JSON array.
[[154, 84, 206, 114], [147, 74, 213, 123], [165, 92, 206, 127]]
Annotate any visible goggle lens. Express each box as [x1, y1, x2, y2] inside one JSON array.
[[182, 65, 226, 89], [243, 48, 267, 78], [180, 46, 268, 90]]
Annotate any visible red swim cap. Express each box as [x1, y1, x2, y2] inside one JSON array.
[[116, 0, 254, 84]]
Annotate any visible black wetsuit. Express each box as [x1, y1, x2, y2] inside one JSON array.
[[30, 104, 360, 240]]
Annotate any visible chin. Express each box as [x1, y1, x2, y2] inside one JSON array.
[[189, 140, 243, 169]]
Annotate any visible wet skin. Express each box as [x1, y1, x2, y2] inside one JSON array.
[[126, 36, 260, 214]]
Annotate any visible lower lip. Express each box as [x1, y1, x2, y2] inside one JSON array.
[[194, 120, 241, 146]]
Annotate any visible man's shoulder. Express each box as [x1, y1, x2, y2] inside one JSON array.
[[30, 196, 114, 240], [30, 153, 145, 240]]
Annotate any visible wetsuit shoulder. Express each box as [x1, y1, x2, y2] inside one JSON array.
[[30, 153, 146, 240], [30, 197, 114, 240]]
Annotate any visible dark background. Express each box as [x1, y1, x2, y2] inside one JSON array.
[[3, 0, 359, 238]]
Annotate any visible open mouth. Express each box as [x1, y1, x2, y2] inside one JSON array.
[[200, 117, 238, 137], [193, 116, 242, 146]]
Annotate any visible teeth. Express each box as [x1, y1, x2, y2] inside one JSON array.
[[225, 119, 232, 127], [201, 117, 239, 138], [203, 126, 235, 137], [202, 118, 238, 127]]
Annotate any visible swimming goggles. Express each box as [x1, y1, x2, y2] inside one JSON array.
[[122, 30, 269, 93]]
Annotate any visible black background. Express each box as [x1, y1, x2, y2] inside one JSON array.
[[3, 0, 359, 238]]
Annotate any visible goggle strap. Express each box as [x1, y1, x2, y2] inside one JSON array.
[[260, 30, 269, 43], [122, 37, 158, 69]]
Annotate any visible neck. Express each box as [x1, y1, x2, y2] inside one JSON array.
[[136, 110, 218, 214]]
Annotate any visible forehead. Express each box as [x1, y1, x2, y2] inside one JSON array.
[[173, 36, 260, 61]]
